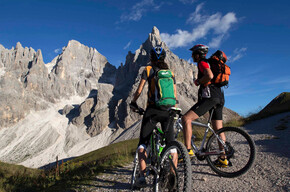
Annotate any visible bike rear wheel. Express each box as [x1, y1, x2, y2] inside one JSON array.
[[157, 140, 192, 192], [206, 127, 256, 178]]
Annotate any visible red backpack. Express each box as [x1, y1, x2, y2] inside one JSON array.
[[207, 50, 231, 87]]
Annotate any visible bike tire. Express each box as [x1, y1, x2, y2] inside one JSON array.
[[156, 140, 192, 192], [131, 150, 139, 190], [206, 127, 256, 178]]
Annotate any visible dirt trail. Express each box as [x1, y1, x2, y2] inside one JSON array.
[[72, 112, 290, 192]]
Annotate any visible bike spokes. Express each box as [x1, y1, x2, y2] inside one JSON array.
[[206, 127, 256, 178], [158, 141, 192, 192]]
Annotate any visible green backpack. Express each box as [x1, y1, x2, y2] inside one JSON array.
[[154, 70, 176, 109]]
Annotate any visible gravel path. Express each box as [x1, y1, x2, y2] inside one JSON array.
[[72, 112, 290, 192]]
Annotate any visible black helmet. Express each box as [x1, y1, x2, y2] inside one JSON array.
[[150, 45, 166, 62], [189, 44, 209, 58]]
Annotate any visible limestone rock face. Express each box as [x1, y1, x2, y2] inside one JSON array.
[[0, 28, 239, 134], [0, 41, 116, 128], [71, 83, 114, 137], [49, 40, 115, 99], [0, 43, 49, 127]]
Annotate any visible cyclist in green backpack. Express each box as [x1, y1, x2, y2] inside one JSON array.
[[130, 45, 177, 187]]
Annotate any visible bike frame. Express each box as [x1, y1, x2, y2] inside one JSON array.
[[175, 110, 228, 157], [140, 126, 165, 178], [131, 107, 184, 191]]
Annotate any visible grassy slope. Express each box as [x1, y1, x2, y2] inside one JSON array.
[[0, 139, 139, 192], [0, 128, 208, 192], [0, 162, 47, 192], [224, 92, 290, 127], [246, 92, 290, 122]]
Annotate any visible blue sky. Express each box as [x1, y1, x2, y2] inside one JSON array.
[[0, 0, 289, 116]]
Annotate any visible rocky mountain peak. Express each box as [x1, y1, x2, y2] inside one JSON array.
[[113, 26, 199, 129], [0, 40, 116, 128], [144, 26, 163, 50], [67, 39, 81, 47], [15, 42, 23, 50], [152, 26, 160, 36], [65, 40, 91, 53], [34, 49, 44, 65]]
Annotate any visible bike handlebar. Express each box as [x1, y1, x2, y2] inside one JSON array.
[[130, 103, 145, 115], [136, 107, 145, 115]]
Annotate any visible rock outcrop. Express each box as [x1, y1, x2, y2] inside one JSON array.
[[0, 40, 116, 128], [0, 43, 50, 127]]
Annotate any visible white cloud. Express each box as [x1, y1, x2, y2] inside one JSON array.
[[186, 3, 205, 24], [228, 47, 247, 62], [119, 0, 161, 23], [208, 34, 225, 48], [161, 3, 237, 49], [54, 48, 61, 54], [123, 41, 131, 50]]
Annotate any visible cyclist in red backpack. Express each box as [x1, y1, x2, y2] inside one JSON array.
[[182, 44, 230, 167]]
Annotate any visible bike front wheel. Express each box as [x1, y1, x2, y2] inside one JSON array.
[[131, 149, 156, 190], [131, 150, 139, 190], [206, 127, 256, 178], [157, 140, 192, 192]]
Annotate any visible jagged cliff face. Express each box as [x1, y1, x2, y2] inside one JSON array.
[[0, 40, 116, 128], [0, 43, 50, 127], [0, 27, 238, 131], [0, 27, 240, 168]]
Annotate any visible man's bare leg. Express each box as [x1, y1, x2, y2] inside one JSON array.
[[138, 148, 147, 176], [182, 110, 199, 150]]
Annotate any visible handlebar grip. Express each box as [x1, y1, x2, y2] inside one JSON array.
[[138, 108, 145, 115], [130, 105, 145, 115]]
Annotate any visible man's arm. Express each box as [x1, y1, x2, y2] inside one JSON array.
[[198, 68, 213, 85], [174, 83, 178, 107], [132, 79, 146, 103]]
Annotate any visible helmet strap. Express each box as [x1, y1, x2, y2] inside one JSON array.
[[153, 47, 163, 60]]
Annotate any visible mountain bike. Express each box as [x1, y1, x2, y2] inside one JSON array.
[[174, 108, 256, 178], [131, 107, 192, 192]]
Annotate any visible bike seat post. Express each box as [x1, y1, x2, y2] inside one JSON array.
[[192, 134, 196, 141], [208, 108, 215, 124]]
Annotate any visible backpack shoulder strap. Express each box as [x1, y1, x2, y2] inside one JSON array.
[[171, 70, 175, 78], [145, 65, 154, 78]]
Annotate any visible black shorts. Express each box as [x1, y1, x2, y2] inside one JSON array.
[[138, 106, 175, 147], [190, 97, 224, 120]]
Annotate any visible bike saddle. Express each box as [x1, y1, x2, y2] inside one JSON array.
[[168, 107, 182, 117]]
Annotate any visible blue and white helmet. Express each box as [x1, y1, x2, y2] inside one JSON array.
[[150, 45, 166, 61]]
